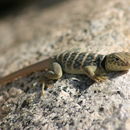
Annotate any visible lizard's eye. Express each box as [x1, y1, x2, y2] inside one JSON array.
[[114, 57, 120, 61]]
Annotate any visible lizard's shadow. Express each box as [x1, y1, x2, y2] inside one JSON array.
[[63, 74, 94, 91], [0, 71, 127, 95], [108, 71, 129, 80], [63, 71, 128, 92]]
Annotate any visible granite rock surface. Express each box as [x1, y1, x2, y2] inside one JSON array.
[[0, 0, 130, 129]]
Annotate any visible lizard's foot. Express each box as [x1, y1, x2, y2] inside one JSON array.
[[94, 75, 108, 82], [42, 83, 46, 96], [41, 81, 54, 96]]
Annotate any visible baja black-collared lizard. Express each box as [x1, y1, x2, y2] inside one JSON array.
[[0, 50, 130, 93]]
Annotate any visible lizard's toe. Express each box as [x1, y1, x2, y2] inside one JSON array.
[[94, 76, 108, 82]]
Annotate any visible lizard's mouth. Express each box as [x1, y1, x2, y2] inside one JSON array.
[[126, 62, 130, 68], [116, 52, 130, 70], [120, 61, 130, 70], [123, 59, 130, 69]]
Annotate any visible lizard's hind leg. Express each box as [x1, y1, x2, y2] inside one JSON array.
[[44, 62, 63, 80], [41, 62, 63, 95]]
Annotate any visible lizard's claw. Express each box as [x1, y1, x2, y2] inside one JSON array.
[[42, 82, 46, 96], [41, 81, 54, 96], [94, 75, 108, 83]]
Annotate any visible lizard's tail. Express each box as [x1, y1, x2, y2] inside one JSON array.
[[0, 58, 53, 88]]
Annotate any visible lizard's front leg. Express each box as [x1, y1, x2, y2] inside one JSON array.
[[41, 62, 63, 95], [83, 65, 108, 82]]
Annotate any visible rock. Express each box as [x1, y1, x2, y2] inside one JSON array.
[[0, 0, 130, 129]]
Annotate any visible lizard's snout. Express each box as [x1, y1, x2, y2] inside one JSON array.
[[127, 61, 130, 67], [106, 52, 130, 71], [122, 52, 130, 69]]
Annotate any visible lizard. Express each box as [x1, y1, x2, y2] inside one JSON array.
[[0, 50, 130, 94]]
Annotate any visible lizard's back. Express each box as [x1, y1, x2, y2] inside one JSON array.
[[55, 50, 104, 74]]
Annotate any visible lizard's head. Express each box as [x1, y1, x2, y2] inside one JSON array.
[[104, 52, 130, 71]]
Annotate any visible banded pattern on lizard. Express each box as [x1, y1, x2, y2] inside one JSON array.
[[54, 50, 130, 82], [0, 50, 130, 91]]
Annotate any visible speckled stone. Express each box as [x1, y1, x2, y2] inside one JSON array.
[[0, 0, 130, 129]]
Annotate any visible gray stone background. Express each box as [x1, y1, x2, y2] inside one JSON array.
[[0, 0, 130, 129]]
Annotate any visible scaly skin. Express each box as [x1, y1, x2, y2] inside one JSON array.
[[105, 52, 130, 71], [0, 50, 130, 90]]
